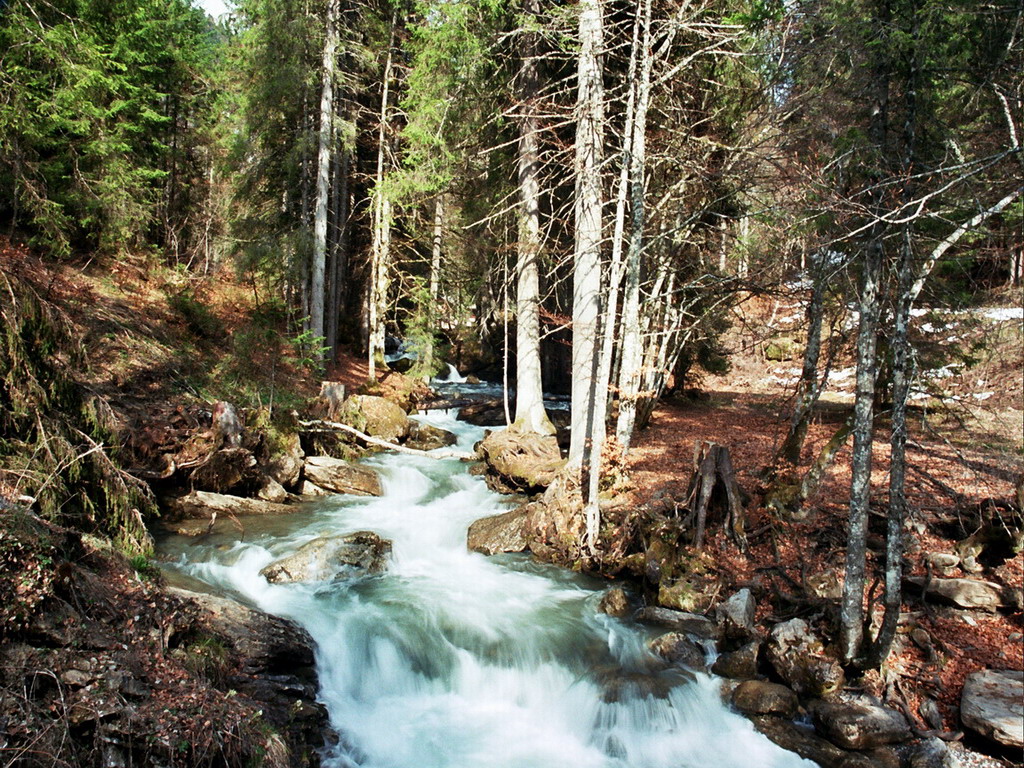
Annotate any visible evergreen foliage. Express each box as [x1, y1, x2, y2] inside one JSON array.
[[0, 0, 216, 257]]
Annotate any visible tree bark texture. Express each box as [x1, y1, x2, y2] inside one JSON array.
[[310, 0, 339, 345], [368, 14, 397, 379], [571, 0, 605, 552], [614, 0, 653, 456], [840, 0, 891, 665], [513, 1, 554, 436]]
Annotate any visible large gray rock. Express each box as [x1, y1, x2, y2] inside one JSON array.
[[598, 588, 632, 618], [908, 738, 962, 768], [635, 606, 720, 640], [303, 456, 383, 496], [406, 420, 458, 451], [163, 490, 294, 519], [257, 475, 289, 503], [732, 680, 798, 717], [714, 588, 757, 643], [712, 639, 762, 679], [477, 429, 564, 494], [336, 394, 412, 442], [751, 716, 877, 768], [907, 577, 1010, 611], [649, 632, 707, 670], [266, 432, 304, 489], [167, 587, 326, 760], [260, 531, 392, 583], [960, 669, 1024, 748], [766, 618, 844, 698], [811, 696, 912, 750], [467, 508, 529, 555]]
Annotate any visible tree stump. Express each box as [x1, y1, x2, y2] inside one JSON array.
[[682, 442, 747, 551], [319, 381, 347, 420]]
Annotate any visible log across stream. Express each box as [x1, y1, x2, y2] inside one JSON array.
[[156, 409, 814, 768]]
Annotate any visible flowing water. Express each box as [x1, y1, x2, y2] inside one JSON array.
[[157, 409, 814, 768]]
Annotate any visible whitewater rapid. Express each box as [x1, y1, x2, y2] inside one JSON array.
[[157, 409, 814, 768]]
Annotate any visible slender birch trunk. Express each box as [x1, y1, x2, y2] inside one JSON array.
[[368, 14, 397, 379], [614, 0, 654, 454], [423, 194, 444, 379], [310, 0, 339, 346], [867, 226, 913, 667], [513, 0, 554, 435], [778, 258, 829, 465], [840, 0, 891, 663], [571, 0, 605, 553]]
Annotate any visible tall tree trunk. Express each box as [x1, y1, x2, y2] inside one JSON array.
[[326, 101, 349, 359], [368, 13, 397, 379], [867, 226, 913, 667], [840, 0, 891, 664], [614, 0, 654, 455], [423, 194, 444, 379], [513, 0, 554, 435], [571, 0, 605, 553], [778, 257, 830, 466], [311, 0, 340, 346]]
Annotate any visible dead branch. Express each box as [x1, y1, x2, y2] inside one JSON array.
[[299, 419, 474, 461]]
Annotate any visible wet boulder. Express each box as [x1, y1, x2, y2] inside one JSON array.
[[267, 432, 304, 489], [467, 508, 529, 555], [167, 588, 327, 761], [960, 669, 1024, 749], [714, 588, 758, 646], [810, 696, 911, 750], [766, 618, 844, 698], [162, 489, 294, 519], [751, 716, 878, 768], [712, 639, 762, 680], [336, 394, 412, 442], [635, 606, 719, 640], [649, 632, 707, 670], [302, 456, 383, 496], [260, 531, 392, 583], [406, 420, 458, 451], [598, 588, 632, 618], [732, 680, 799, 718], [477, 429, 564, 495]]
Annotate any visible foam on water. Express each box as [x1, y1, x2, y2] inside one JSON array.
[[158, 413, 814, 768]]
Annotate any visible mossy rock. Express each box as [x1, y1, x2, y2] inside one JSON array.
[[336, 395, 412, 442], [764, 337, 800, 361]]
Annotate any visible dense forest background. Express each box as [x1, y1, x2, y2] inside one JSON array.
[[1, 0, 1021, 673]]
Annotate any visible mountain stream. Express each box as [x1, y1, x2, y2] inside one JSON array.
[[156, 408, 814, 768]]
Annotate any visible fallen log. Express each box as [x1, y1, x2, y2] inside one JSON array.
[[299, 419, 474, 461]]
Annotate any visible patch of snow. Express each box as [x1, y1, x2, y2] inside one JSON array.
[[972, 392, 994, 401], [828, 368, 855, 382], [923, 364, 962, 380], [978, 307, 1023, 321]]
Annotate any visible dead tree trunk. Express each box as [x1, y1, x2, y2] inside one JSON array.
[[683, 442, 746, 551]]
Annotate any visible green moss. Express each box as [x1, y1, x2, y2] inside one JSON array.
[[0, 272, 155, 557]]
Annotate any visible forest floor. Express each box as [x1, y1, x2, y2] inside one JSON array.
[[2, 240, 1022, 765], [624, 291, 1023, 760]]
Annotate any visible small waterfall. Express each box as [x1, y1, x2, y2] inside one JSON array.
[[435, 363, 467, 384], [157, 414, 813, 768]]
